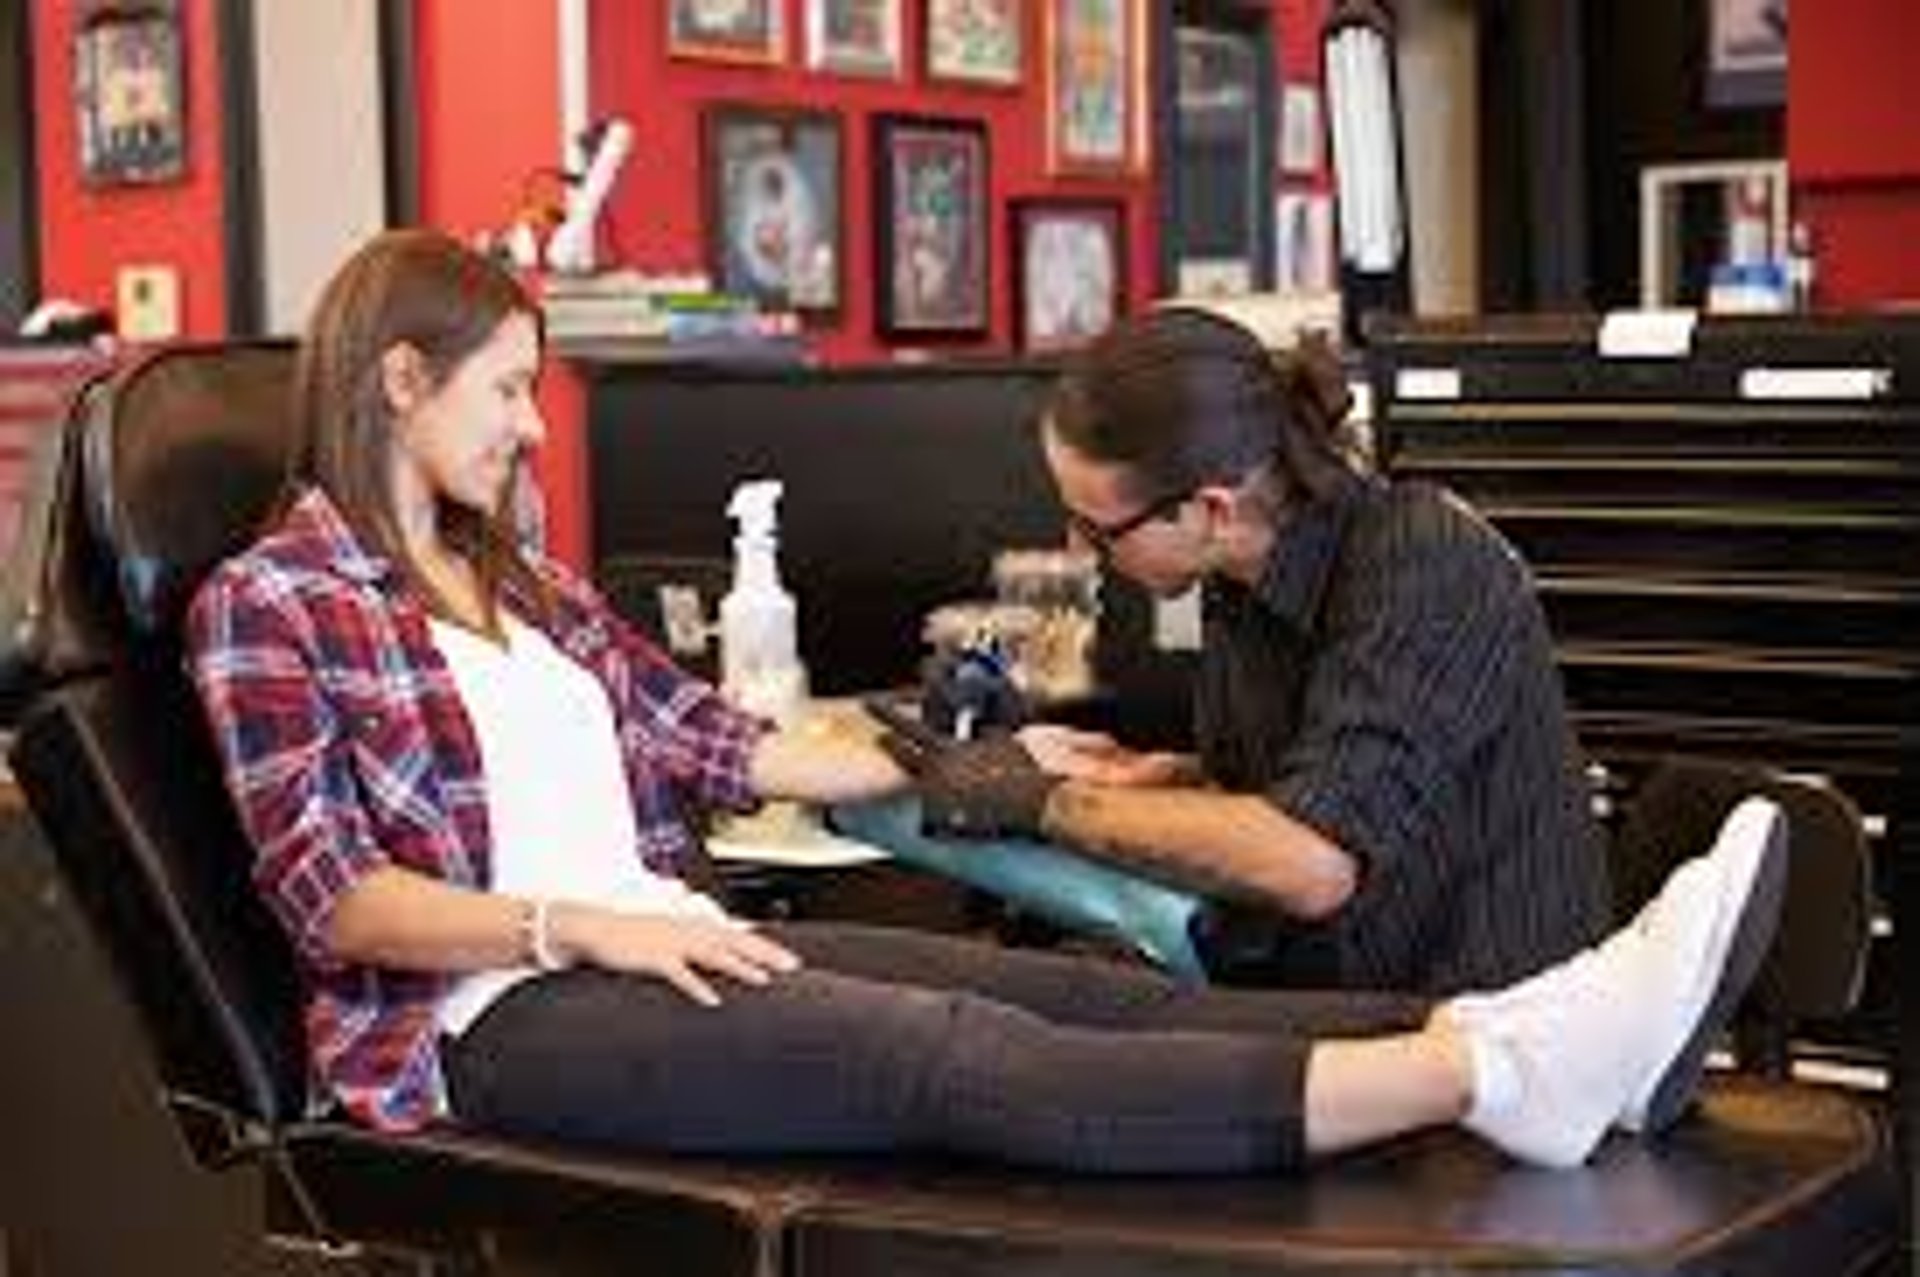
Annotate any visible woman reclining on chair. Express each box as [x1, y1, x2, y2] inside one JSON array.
[[186, 228, 1788, 1174]]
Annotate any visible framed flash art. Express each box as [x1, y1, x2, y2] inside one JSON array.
[[805, 0, 903, 78], [1706, 0, 1787, 108], [872, 114, 990, 339], [1010, 198, 1126, 353], [703, 106, 845, 317], [1044, 0, 1148, 176], [74, 2, 188, 187], [669, 0, 785, 65], [926, 0, 1024, 88]]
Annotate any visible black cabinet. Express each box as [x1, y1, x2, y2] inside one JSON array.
[[1370, 314, 1920, 1076]]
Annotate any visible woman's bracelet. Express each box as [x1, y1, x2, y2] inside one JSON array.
[[520, 897, 568, 972]]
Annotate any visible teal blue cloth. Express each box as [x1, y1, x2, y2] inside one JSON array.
[[829, 795, 1208, 982]]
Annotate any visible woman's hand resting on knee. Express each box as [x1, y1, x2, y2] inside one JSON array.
[[549, 906, 802, 1007], [322, 868, 801, 1007]]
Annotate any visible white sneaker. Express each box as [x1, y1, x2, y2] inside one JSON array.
[[1619, 797, 1792, 1133], [1453, 797, 1789, 1168]]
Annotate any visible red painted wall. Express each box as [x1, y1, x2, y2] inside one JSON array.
[[31, 0, 230, 336], [1275, 0, 1332, 101], [1793, 187, 1920, 312], [22, 0, 1330, 568], [459, 0, 1327, 557], [1788, 0, 1920, 307], [588, 0, 1160, 363], [411, 0, 562, 237], [586, 1, 1330, 361], [407, 0, 593, 567]]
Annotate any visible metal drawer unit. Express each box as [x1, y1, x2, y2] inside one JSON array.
[[1368, 314, 1920, 1083]]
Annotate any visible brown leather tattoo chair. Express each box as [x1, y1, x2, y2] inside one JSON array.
[[0, 343, 1899, 1274]]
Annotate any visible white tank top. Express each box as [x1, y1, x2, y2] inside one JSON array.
[[430, 613, 729, 1037]]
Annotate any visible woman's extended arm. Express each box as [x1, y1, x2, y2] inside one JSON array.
[[746, 713, 910, 804]]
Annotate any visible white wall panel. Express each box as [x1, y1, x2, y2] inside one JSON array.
[[1397, 0, 1479, 315], [251, 0, 388, 335]]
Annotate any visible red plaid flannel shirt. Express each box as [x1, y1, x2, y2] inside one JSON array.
[[187, 488, 765, 1130]]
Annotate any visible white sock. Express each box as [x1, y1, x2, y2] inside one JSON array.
[[1456, 1003, 1522, 1125]]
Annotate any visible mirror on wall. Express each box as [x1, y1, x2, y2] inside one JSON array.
[[1639, 158, 1789, 310], [1166, 8, 1272, 297]]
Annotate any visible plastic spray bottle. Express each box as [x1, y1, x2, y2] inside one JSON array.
[[719, 479, 808, 726], [706, 481, 885, 863]]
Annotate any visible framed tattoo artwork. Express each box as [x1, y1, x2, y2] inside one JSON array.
[[926, 0, 1024, 88], [1009, 198, 1125, 353], [1706, 0, 1787, 108], [872, 114, 990, 339], [669, 0, 785, 65], [1044, 0, 1148, 175], [805, 0, 903, 77], [703, 106, 845, 317], [74, 2, 187, 186], [1278, 83, 1324, 176], [1275, 190, 1335, 294]]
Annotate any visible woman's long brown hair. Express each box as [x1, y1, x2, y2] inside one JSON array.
[[291, 228, 552, 628]]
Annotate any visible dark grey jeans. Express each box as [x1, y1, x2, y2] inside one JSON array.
[[441, 922, 1431, 1174]]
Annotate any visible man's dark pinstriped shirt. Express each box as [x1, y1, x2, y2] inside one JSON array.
[[1193, 475, 1609, 994]]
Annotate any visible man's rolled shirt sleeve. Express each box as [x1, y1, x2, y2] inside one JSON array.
[[1265, 522, 1527, 884]]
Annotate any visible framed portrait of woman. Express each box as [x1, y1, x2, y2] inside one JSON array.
[[926, 0, 1024, 88], [1010, 198, 1125, 353], [703, 106, 844, 318], [872, 114, 990, 339], [1044, 0, 1148, 175], [669, 0, 785, 65]]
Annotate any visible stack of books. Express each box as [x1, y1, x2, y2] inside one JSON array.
[[540, 271, 797, 348]]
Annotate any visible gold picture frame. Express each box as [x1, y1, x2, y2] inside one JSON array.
[[1044, 0, 1149, 176], [669, 0, 786, 66]]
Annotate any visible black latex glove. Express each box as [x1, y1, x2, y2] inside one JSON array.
[[868, 699, 1060, 841]]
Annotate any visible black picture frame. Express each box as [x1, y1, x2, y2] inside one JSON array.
[[872, 113, 990, 340], [702, 105, 845, 319], [1009, 196, 1126, 353], [74, 2, 187, 187], [1705, 0, 1787, 109]]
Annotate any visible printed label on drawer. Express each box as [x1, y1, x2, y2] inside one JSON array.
[[1394, 368, 1462, 401], [1739, 367, 1893, 401], [1598, 309, 1697, 359]]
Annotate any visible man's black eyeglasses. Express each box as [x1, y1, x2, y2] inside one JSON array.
[[1063, 489, 1191, 553]]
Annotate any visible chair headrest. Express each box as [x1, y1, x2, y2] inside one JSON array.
[[81, 343, 297, 640]]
